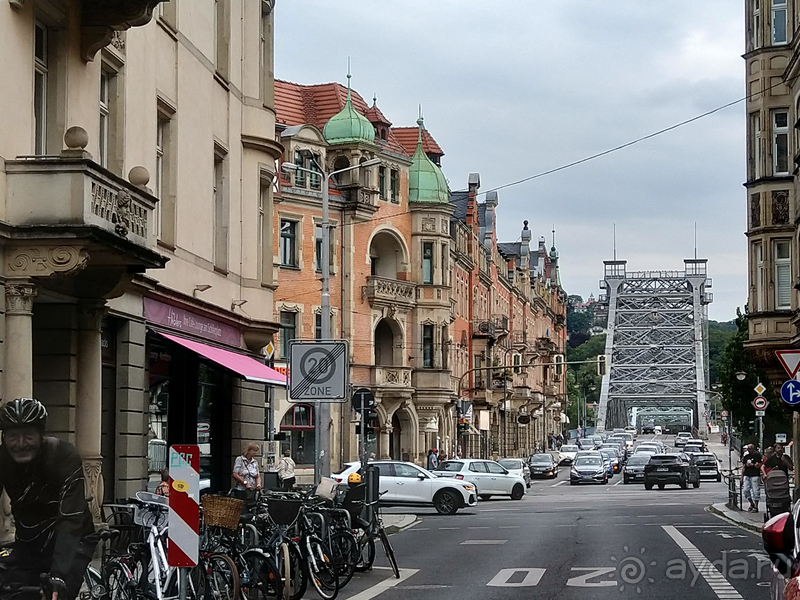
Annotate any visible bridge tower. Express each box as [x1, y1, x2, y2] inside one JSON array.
[[596, 259, 712, 433]]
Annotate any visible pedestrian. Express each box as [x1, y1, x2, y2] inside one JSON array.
[[427, 448, 439, 470], [763, 443, 793, 475], [369, 452, 376, 460], [741, 443, 763, 513], [232, 442, 261, 502], [155, 469, 170, 497], [276, 449, 296, 491]]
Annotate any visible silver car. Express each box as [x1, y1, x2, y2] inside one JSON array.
[[498, 458, 532, 487], [436, 458, 528, 501]]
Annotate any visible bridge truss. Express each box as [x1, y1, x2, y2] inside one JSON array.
[[596, 259, 712, 432]]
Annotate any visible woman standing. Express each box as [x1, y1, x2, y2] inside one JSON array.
[[232, 442, 261, 501], [277, 449, 296, 491]]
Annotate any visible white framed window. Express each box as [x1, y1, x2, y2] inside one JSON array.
[[775, 239, 791, 309], [753, 0, 762, 49], [280, 219, 298, 267], [773, 0, 787, 45], [213, 149, 229, 272], [33, 22, 48, 155], [99, 71, 110, 167], [773, 110, 789, 175], [755, 242, 764, 312], [751, 112, 762, 179]]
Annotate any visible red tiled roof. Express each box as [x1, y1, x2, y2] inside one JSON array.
[[275, 79, 434, 159], [392, 127, 445, 158]]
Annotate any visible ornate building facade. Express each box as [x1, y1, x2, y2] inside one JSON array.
[[0, 0, 283, 533], [271, 78, 567, 478]]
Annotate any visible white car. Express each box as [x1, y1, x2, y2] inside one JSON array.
[[435, 458, 528, 501], [333, 461, 478, 515], [558, 444, 579, 464]]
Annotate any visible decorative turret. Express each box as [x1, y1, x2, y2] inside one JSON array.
[[408, 116, 448, 204], [323, 73, 375, 146]]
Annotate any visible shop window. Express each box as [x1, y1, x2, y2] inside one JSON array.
[[280, 404, 315, 466]]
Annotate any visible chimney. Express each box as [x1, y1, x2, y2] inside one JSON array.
[[484, 190, 498, 244], [466, 172, 480, 229]]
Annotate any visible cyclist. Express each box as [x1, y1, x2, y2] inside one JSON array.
[[0, 398, 98, 600]]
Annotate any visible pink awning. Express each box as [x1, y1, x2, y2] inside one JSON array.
[[157, 332, 286, 386]]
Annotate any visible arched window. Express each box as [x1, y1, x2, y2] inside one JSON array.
[[280, 404, 315, 465]]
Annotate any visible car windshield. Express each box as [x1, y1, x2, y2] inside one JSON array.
[[575, 458, 602, 467], [499, 459, 523, 469], [437, 461, 464, 472], [695, 454, 716, 461], [530, 455, 552, 463], [600, 450, 615, 458], [649, 455, 680, 463], [684, 446, 702, 452], [333, 463, 358, 475], [561, 445, 579, 452], [627, 455, 650, 465]]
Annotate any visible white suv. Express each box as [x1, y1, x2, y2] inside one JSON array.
[[333, 461, 478, 515]]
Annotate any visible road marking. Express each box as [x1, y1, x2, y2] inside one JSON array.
[[438, 527, 459, 530], [461, 540, 507, 545], [662, 526, 744, 600], [468, 526, 490, 529], [396, 585, 451, 590], [566, 567, 617, 587], [407, 527, 429, 531], [556, 524, 578, 527], [498, 526, 518, 529], [614, 480, 622, 486], [487, 568, 546, 587], [345, 568, 419, 600], [479, 508, 517, 512]]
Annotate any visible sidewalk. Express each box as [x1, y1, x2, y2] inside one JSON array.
[[708, 503, 765, 533], [381, 513, 418, 534]]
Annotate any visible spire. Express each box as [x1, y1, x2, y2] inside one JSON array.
[[322, 63, 375, 146], [408, 109, 449, 203]]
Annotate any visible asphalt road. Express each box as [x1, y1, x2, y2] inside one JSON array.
[[335, 435, 770, 600]]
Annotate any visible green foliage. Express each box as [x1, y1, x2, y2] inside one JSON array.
[[565, 335, 606, 429], [707, 320, 737, 386], [566, 310, 592, 335]]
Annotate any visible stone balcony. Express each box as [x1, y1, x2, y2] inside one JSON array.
[[363, 276, 416, 311], [371, 365, 412, 387]]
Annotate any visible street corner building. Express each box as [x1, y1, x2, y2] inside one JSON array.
[[0, 0, 286, 536], [270, 77, 568, 481]]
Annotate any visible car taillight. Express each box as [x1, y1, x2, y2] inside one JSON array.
[[456, 474, 464, 480]]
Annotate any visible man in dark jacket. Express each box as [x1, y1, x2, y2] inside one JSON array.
[[0, 398, 98, 600]]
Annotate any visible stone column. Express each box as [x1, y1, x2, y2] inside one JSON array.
[[5, 280, 37, 400], [75, 301, 105, 524], [379, 427, 391, 459]]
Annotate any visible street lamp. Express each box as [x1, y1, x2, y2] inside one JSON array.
[[281, 155, 381, 481]]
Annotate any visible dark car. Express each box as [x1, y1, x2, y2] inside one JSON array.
[[644, 453, 700, 490], [622, 453, 650, 484], [570, 456, 608, 485], [528, 453, 558, 478], [693, 452, 721, 481]]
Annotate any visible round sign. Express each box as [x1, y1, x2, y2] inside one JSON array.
[[553, 415, 562, 422], [754, 396, 768, 410], [517, 414, 531, 425], [720, 410, 729, 418], [172, 479, 189, 492]]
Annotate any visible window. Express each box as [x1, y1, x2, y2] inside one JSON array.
[[279, 404, 315, 465], [309, 154, 321, 190], [775, 239, 791, 309], [99, 71, 110, 167], [773, 110, 789, 175], [293, 151, 306, 188], [280, 311, 296, 358], [213, 150, 229, 271], [773, 0, 787, 45], [155, 118, 165, 200], [378, 167, 386, 199], [260, 1, 274, 109], [280, 220, 297, 267], [468, 462, 488, 473], [390, 169, 399, 203], [315, 312, 322, 340], [474, 354, 483, 389], [755, 242, 764, 311], [486, 461, 506, 474], [513, 353, 521, 374], [753, 0, 762, 49], [156, 100, 176, 246], [394, 464, 424, 478], [422, 242, 433, 284], [315, 224, 323, 272], [214, 0, 230, 78], [259, 174, 273, 284], [422, 324, 434, 368], [34, 22, 48, 155], [752, 112, 762, 179]]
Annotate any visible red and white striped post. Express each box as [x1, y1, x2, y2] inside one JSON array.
[[168, 444, 199, 599]]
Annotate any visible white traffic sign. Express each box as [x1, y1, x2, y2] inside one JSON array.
[[753, 396, 768, 410], [776, 350, 800, 379], [720, 410, 729, 418], [756, 409, 766, 417], [288, 340, 349, 402], [777, 433, 788, 444]]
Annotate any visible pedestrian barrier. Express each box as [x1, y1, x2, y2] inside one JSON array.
[[722, 470, 742, 510]]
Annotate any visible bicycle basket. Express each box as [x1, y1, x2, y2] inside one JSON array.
[[267, 497, 303, 526], [201, 495, 244, 530]]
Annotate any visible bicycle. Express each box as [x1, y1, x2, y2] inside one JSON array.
[[340, 488, 398, 579]]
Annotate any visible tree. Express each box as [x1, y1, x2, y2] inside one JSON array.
[[565, 335, 606, 431], [707, 320, 737, 386]]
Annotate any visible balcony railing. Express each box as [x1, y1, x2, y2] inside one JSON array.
[[494, 315, 509, 334], [6, 156, 157, 249], [473, 320, 496, 338], [363, 276, 416, 309], [371, 365, 412, 387]]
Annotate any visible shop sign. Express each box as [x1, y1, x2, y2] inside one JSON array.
[[145, 298, 240, 346]]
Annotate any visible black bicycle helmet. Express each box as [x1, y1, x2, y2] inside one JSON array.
[[0, 398, 47, 430]]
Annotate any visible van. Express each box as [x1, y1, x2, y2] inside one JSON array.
[[654, 425, 662, 435]]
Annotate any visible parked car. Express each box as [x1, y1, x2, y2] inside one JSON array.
[[623, 453, 650, 484], [558, 444, 579, 465], [643, 453, 700, 490], [570, 455, 609, 485], [435, 458, 527, 501], [498, 458, 532, 487], [674, 432, 693, 447], [693, 453, 722, 481], [527, 453, 559, 479], [333, 460, 478, 515]]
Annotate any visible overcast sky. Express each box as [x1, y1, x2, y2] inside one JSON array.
[[274, 1, 745, 321]]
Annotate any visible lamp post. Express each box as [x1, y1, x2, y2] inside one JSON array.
[[282, 156, 381, 481]]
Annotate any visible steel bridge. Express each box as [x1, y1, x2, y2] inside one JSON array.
[[596, 259, 712, 433]]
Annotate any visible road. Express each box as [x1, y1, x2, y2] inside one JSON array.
[[336, 435, 770, 600]]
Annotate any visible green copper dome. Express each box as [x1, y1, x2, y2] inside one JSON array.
[[323, 77, 375, 146], [408, 117, 449, 204]]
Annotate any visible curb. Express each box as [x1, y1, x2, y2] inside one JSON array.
[[706, 504, 763, 534], [384, 515, 419, 536]]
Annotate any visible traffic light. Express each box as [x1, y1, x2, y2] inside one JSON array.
[[748, 419, 756, 432], [458, 421, 469, 435], [597, 354, 607, 377], [554, 354, 564, 376]]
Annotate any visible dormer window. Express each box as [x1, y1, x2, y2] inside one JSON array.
[[380, 128, 387, 141], [293, 151, 306, 188]]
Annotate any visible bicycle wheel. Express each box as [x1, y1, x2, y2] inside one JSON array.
[[242, 549, 281, 600], [305, 539, 339, 600], [280, 543, 291, 600], [328, 531, 358, 589], [104, 561, 137, 600], [354, 532, 375, 572], [203, 553, 240, 600], [377, 528, 400, 579]]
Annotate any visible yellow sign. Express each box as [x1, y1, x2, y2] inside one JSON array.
[[172, 480, 189, 492], [755, 383, 766, 395]]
